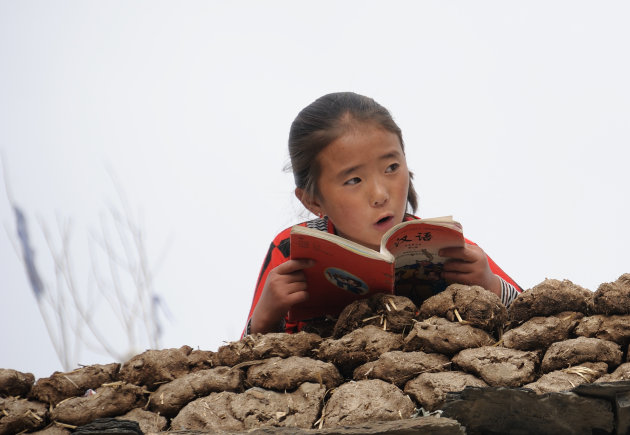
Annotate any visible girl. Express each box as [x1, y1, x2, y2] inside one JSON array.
[[245, 92, 521, 336]]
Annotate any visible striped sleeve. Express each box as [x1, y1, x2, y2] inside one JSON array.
[[464, 238, 523, 307], [499, 276, 520, 307]]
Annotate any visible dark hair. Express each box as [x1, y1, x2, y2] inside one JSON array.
[[288, 92, 418, 213]]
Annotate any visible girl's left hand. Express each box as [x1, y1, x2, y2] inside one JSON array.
[[439, 244, 501, 297]]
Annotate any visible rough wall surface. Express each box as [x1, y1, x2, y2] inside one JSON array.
[[2, 274, 630, 435]]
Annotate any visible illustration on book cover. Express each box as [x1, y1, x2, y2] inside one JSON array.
[[324, 267, 369, 295]]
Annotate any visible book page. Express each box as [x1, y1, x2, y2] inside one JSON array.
[[291, 225, 390, 261], [382, 220, 465, 300]]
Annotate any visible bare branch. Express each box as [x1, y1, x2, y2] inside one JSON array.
[[3, 161, 167, 370]]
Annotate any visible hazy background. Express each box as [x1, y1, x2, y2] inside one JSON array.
[[1, 1, 629, 379]]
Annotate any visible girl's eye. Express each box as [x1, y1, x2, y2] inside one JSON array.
[[344, 177, 361, 186], [386, 163, 400, 173]]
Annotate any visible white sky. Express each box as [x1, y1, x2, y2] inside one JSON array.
[[1, 1, 629, 379]]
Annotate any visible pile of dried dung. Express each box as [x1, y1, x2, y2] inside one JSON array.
[[1, 274, 630, 434]]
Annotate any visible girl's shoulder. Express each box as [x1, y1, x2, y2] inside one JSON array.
[[269, 216, 332, 245], [273, 215, 416, 243], [301, 216, 331, 232], [287, 216, 333, 234]]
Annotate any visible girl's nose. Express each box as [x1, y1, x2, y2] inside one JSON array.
[[373, 197, 387, 206], [371, 183, 389, 207]]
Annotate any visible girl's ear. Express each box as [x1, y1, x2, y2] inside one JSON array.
[[295, 187, 323, 216]]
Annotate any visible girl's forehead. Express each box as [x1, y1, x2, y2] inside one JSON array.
[[318, 127, 405, 171], [327, 124, 403, 153]]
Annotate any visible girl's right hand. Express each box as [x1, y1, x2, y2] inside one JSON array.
[[249, 259, 313, 334]]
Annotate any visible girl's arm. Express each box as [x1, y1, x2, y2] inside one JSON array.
[[243, 228, 312, 337], [439, 241, 522, 306], [249, 259, 312, 334]]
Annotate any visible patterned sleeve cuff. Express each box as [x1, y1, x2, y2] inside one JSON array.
[[499, 276, 520, 307], [245, 317, 253, 337], [243, 317, 286, 338]]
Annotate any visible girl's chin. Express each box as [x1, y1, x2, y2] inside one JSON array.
[[360, 242, 380, 251], [364, 237, 383, 252], [338, 232, 381, 252]]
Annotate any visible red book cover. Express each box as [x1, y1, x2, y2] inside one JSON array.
[[288, 217, 464, 322]]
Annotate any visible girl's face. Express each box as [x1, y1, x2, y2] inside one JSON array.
[[303, 123, 410, 251]]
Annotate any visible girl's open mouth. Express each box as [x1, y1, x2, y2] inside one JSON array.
[[375, 215, 393, 226]]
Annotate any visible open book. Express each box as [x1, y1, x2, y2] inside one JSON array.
[[288, 216, 465, 322]]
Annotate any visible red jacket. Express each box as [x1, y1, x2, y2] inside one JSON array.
[[245, 216, 521, 335]]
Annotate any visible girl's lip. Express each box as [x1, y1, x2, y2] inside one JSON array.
[[374, 215, 394, 228]]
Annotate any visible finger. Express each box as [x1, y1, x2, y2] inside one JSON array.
[[439, 247, 467, 261], [285, 281, 308, 294], [286, 289, 309, 306], [441, 270, 475, 284], [440, 246, 479, 263], [442, 260, 475, 274], [275, 258, 315, 274], [284, 270, 306, 284]]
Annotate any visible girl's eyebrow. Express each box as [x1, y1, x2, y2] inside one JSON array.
[[379, 150, 403, 161], [336, 150, 403, 179], [337, 164, 363, 179]]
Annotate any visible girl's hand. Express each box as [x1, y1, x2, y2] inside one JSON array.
[[439, 245, 501, 298], [250, 259, 313, 334]]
